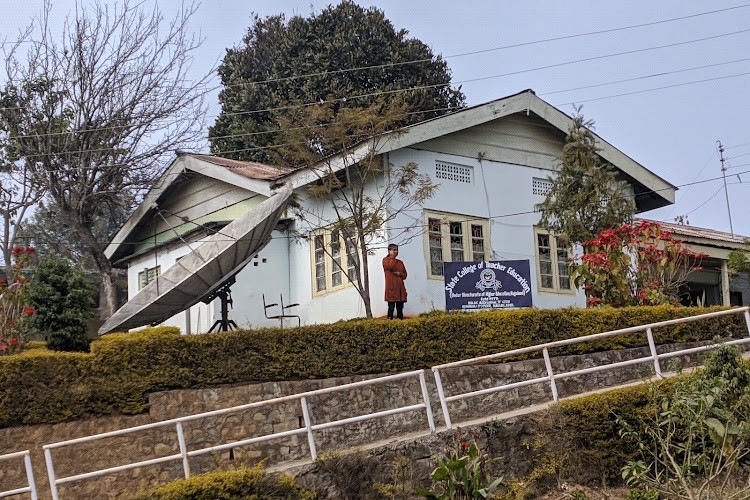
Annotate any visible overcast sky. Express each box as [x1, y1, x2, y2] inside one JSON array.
[[2, 0, 750, 236]]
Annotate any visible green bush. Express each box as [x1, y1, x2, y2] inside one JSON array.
[[27, 255, 95, 352], [128, 466, 314, 499], [0, 306, 745, 427]]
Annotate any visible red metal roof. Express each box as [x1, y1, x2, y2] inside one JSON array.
[[639, 218, 748, 246], [189, 154, 294, 181]]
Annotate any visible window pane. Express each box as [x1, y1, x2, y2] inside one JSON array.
[[330, 231, 342, 287], [431, 260, 444, 276], [537, 233, 554, 289], [450, 221, 464, 261], [471, 224, 485, 261], [344, 229, 357, 283], [428, 217, 444, 274], [314, 235, 326, 291], [556, 237, 570, 289]]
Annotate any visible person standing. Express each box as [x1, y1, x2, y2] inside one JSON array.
[[383, 243, 407, 319]]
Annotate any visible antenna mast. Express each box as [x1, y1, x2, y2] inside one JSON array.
[[718, 140, 734, 236]]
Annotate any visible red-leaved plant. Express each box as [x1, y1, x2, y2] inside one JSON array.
[[0, 246, 36, 353], [573, 221, 707, 307]]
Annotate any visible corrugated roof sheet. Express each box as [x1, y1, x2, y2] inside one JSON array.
[[639, 218, 748, 245], [189, 154, 294, 181]]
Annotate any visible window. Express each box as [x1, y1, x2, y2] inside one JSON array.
[[424, 211, 490, 278], [310, 227, 359, 295], [138, 265, 161, 290], [534, 229, 573, 293]]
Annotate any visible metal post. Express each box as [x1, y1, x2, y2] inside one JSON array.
[[542, 347, 559, 402], [175, 422, 190, 478], [646, 328, 663, 379], [43, 448, 59, 500], [418, 371, 436, 433], [24, 452, 38, 500], [432, 368, 452, 429], [300, 397, 317, 460]]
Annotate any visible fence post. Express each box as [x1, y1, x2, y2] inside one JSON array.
[[418, 371, 436, 433], [43, 447, 59, 500], [432, 368, 452, 429], [24, 452, 38, 500], [744, 309, 750, 337], [300, 397, 317, 460], [175, 422, 190, 479], [542, 347, 559, 402], [646, 327, 663, 379]]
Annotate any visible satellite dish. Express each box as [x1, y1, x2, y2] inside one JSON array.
[[98, 188, 292, 335]]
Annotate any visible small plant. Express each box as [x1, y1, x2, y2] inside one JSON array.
[[373, 455, 416, 500], [417, 437, 502, 499], [618, 346, 750, 499], [626, 489, 660, 500]]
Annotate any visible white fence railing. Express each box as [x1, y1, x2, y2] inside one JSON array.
[[41, 369, 434, 500], [0, 450, 37, 500], [4, 307, 749, 499], [432, 306, 750, 429]]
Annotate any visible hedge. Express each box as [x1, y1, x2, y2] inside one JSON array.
[[0, 306, 745, 427], [128, 466, 314, 500]]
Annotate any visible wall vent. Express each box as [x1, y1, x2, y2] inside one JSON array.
[[532, 177, 553, 196], [435, 161, 473, 184]]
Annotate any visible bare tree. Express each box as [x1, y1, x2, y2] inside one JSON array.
[[277, 99, 437, 318], [0, 155, 42, 277], [0, 1, 211, 318]]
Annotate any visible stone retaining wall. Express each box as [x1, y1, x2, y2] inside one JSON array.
[[0, 342, 707, 499]]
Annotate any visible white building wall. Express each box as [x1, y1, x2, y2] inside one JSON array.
[[385, 148, 586, 313]]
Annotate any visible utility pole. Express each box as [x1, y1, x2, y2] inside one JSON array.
[[718, 140, 734, 236]]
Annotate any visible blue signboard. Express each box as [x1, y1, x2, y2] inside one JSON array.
[[444, 260, 533, 311]]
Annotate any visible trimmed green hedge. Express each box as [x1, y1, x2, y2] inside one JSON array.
[[0, 306, 745, 427], [128, 466, 314, 499]]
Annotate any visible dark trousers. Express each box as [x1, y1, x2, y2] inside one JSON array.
[[387, 301, 404, 320]]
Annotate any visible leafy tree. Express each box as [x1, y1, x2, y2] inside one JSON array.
[[209, 1, 464, 164], [27, 255, 95, 352], [279, 99, 437, 318], [0, 1, 210, 318], [537, 110, 635, 244], [573, 221, 706, 307], [727, 246, 750, 276]]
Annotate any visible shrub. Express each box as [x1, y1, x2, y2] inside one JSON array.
[[0, 306, 745, 427], [619, 346, 750, 499], [128, 465, 314, 499], [26, 255, 95, 351]]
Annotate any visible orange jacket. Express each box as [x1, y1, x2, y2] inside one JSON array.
[[382, 256, 408, 302]]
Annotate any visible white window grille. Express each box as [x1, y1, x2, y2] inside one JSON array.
[[532, 177, 553, 196], [435, 161, 473, 184]]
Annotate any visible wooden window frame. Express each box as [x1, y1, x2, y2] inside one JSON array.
[[534, 228, 574, 294], [423, 210, 491, 280], [138, 265, 161, 291], [309, 227, 358, 296]]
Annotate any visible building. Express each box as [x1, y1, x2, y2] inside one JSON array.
[[103, 90, 677, 333], [641, 219, 750, 307]]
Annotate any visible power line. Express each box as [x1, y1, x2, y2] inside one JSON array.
[[6, 56, 750, 159], [90, 168, 750, 248]]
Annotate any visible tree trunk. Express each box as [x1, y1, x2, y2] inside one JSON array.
[[71, 220, 118, 319], [359, 237, 373, 318]]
